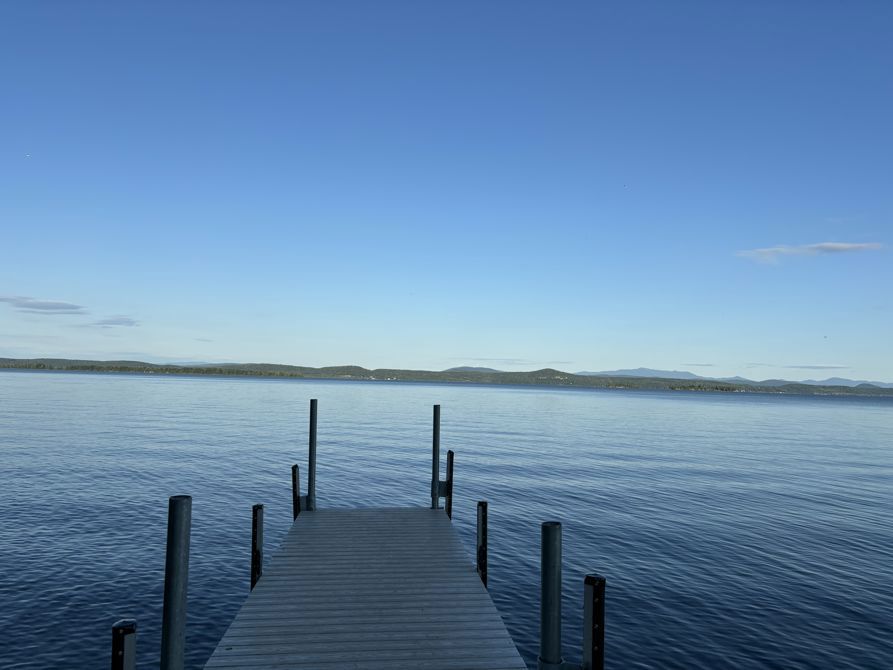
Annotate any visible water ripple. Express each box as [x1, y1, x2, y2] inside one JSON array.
[[0, 372, 891, 669]]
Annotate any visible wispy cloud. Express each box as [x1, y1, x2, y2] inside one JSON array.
[[782, 364, 849, 370], [456, 357, 573, 367], [737, 242, 883, 264], [682, 362, 715, 367], [0, 295, 86, 314], [90, 316, 139, 328], [2, 295, 141, 329], [458, 357, 533, 366], [0, 332, 61, 342], [748, 362, 848, 370], [195, 337, 213, 343]]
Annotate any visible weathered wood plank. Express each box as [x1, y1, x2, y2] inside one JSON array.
[[204, 507, 525, 669]]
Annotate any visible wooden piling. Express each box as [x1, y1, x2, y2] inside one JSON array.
[[431, 404, 440, 509], [291, 464, 301, 520], [539, 521, 563, 670], [583, 574, 606, 670], [250, 504, 263, 590], [160, 495, 191, 670], [477, 500, 488, 587], [445, 449, 454, 519], [307, 399, 317, 511]]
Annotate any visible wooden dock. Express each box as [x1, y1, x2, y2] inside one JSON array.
[[204, 507, 527, 669], [110, 401, 605, 670]]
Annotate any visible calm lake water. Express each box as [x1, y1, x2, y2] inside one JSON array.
[[0, 371, 891, 669]]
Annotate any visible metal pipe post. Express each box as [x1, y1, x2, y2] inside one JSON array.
[[582, 574, 606, 670], [160, 495, 191, 670], [539, 521, 563, 670], [476, 501, 488, 587], [251, 504, 264, 590], [110, 619, 137, 670], [445, 449, 454, 519], [291, 464, 301, 519], [431, 404, 440, 508], [307, 398, 317, 511]]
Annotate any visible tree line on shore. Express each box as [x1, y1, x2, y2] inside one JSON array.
[[3, 357, 892, 397]]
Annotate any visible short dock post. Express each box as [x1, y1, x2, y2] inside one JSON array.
[[445, 449, 454, 519], [160, 495, 191, 670], [307, 399, 317, 511], [476, 501, 488, 587], [582, 574, 606, 670], [251, 504, 264, 590], [431, 404, 440, 509], [291, 464, 301, 519], [110, 619, 137, 670], [539, 521, 563, 670]]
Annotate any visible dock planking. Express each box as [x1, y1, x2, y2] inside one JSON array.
[[203, 507, 527, 669]]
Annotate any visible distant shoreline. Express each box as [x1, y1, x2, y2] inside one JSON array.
[[3, 357, 892, 397]]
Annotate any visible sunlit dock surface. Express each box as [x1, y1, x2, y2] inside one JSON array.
[[203, 507, 526, 670]]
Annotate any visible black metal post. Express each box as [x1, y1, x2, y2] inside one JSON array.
[[539, 521, 563, 670], [583, 574, 606, 670], [476, 501, 488, 587], [291, 464, 301, 520], [160, 495, 191, 670], [431, 404, 440, 509], [251, 504, 264, 590], [445, 449, 454, 519], [307, 398, 317, 511], [110, 619, 137, 670]]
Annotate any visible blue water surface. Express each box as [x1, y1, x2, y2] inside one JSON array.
[[0, 371, 891, 669]]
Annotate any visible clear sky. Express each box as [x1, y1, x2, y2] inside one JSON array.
[[2, 2, 891, 381]]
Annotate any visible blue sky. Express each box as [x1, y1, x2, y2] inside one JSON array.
[[2, 2, 891, 380]]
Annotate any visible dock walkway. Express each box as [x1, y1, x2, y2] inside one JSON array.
[[204, 507, 527, 670]]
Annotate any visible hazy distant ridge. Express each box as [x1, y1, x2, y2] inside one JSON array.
[[576, 367, 893, 389]]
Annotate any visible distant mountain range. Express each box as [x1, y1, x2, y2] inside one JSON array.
[[574, 367, 893, 389], [2, 358, 892, 396]]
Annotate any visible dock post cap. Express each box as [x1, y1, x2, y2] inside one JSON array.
[[111, 619, 138, 670], [584, 574, 606, 586], [537, 659, 577, 670]]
